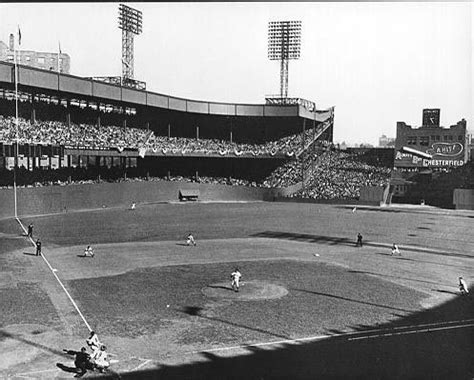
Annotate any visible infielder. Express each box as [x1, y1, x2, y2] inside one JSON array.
[[187, 233, 196, 246], [230, 268, 242, 292], [83, 245, 95, 258]]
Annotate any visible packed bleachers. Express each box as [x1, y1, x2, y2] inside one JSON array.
[[0, 116, 321, 157], [0, 115, 150, 150], [293, 150, 391, 200], [0, 115, 395, 201]]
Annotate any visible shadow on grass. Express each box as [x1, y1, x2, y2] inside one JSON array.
[[179, 306, 289, 339], [22, 252, 37, 256], [0, 330, 68, 357], [56, 362, 79, 374], [292, 288, 415, 314], [252, 231, 474, 259], [347, 269, 454, 287], [176, 243, 190, 247], [207, 285, 232, 291], [102, 294, 474, 379]]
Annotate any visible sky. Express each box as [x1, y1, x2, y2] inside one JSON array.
[[0, 2, 472, 146]]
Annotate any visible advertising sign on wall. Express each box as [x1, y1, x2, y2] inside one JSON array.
[[395, 142, 465, 168]]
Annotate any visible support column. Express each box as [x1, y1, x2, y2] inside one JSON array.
[[30, 108, 36, 124], [301, 119, 306, 191], [168, 123, 171, 138], [196, 125, 199, 140]]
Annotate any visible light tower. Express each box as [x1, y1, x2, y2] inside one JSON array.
[[268, 20, 302, 99], [118, 3, 143, 83]]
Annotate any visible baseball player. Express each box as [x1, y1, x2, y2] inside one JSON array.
[[459, 277, 469, 295], [130, 202, 136, 210], [91, 345, 110, 373], [63, 347, 91, 377], [186, 233, 196, 246], [86, 331, 101, 351], [83, 245, 94, 258], [356, 233, 363, 247], [391, 243, 401, 256], [230, 268, 242, 292]]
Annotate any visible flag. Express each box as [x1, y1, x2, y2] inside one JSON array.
[[17, 26, 21, 46]]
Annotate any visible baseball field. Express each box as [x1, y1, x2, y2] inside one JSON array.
[[0, 201, 473, 379]]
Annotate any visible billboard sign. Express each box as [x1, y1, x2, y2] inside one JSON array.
[[395, 141, 465, 168]]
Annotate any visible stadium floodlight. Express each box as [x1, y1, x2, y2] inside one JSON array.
[[268, 20, 302, 99], [118, 3, 143, 81]]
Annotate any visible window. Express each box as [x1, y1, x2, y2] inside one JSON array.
[[448, 135, 453, 141], [37, 57, 45, 64], [419, 136, 429, 146], [7, 55, 13, 61], [458, 135, 464, 141], [444, 135, 448, 141], [436, 135, 440, 141], [25, 56, 31, 61], [407, 136, 417, 145]]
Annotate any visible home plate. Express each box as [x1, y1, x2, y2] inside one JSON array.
[[110, 359, 120, 364], [314, 254, 320, 257]]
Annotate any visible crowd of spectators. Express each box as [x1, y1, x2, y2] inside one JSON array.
[[0, 116, 150, 150], [293, 150, 391, 200], [1, 115, 393, 200], [0, 115, 324, 158]]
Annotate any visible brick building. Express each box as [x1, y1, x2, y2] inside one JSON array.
[[394, 109, 468, 170], [0, 34, 70, 74]]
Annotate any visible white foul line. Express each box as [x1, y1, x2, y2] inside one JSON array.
[[194, 319, 474, 354], [16, 217, 92, 332], [347, 323, 474, 341]]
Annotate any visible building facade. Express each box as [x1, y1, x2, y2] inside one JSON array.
[[378, 134, 395, 147], [394, 109, 467, 170], [0, 34, 70, 74]]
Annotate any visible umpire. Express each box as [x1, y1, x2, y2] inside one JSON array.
[[35, 239, 42, 256]]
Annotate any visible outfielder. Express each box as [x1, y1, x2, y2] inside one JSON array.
[[230, 268, 242, 292], [459, 277, 469, 295], [391, 243, 401, 256]]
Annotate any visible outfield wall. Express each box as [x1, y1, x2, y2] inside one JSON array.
[[453, 189, 474, 210], [0, 181, 293, 218]]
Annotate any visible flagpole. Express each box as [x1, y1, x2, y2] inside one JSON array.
[[13, 31, 19, 218], [57, 41, 60, 74]]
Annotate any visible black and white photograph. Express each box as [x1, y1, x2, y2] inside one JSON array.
[[0, 2, 473, 379]]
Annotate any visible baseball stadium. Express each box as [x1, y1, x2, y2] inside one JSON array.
[[1, 5, 473, 380]]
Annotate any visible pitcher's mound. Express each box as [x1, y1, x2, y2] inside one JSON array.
[[202, 280, 288, 301]]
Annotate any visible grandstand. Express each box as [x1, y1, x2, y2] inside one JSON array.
[[0, 60, 337, 194]]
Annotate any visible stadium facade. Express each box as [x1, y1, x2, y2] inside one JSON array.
[[0, 60, 333, 184]]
